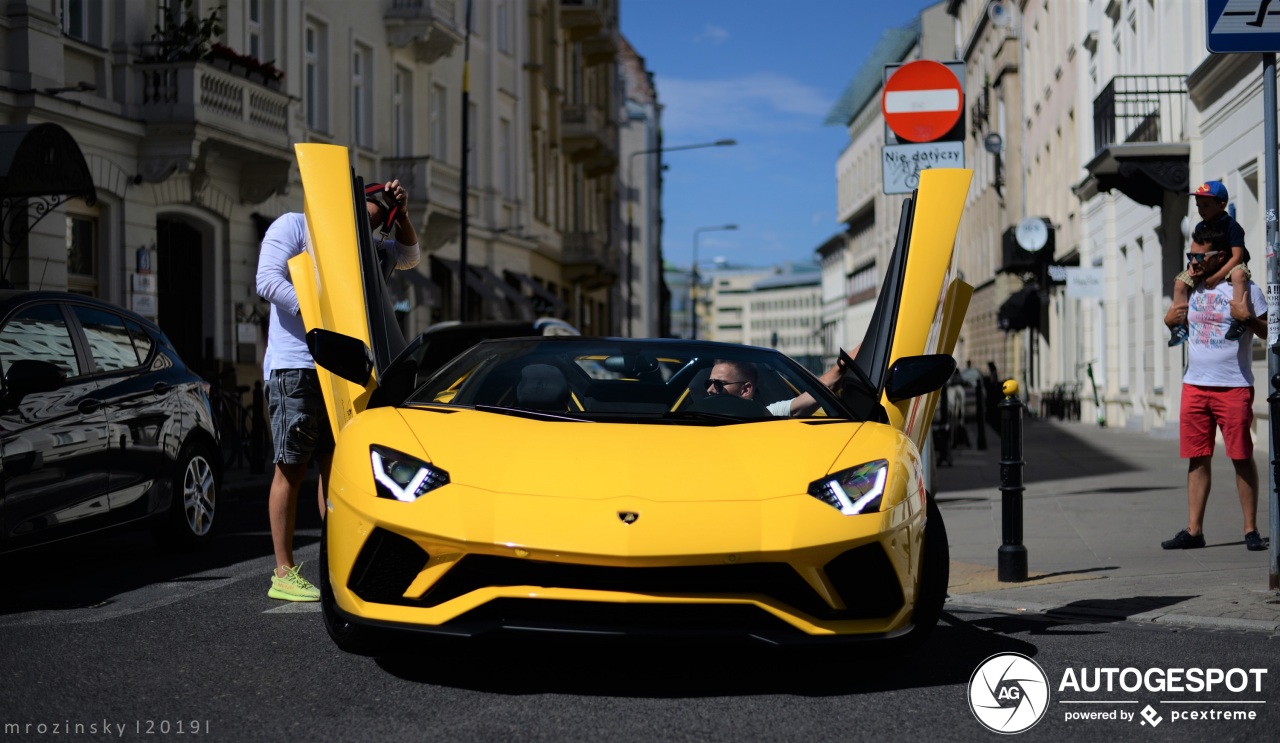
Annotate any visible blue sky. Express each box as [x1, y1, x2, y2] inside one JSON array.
[[620, 0, 942, 271]]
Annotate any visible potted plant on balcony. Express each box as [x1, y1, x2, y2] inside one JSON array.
[[248, 60, 285, 90], [145, 0, 225, 62], [207, 43, 248, 74]]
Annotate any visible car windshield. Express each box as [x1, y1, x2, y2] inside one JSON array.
[[406, 338, 856, 423]]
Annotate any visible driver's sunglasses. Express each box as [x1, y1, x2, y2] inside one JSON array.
[[707, 378, 746, 391], [1186, 250, 1221, 263]]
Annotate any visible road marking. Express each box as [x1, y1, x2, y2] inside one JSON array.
[[265, 602, 322, 613]]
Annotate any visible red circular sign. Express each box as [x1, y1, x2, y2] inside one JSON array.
[[881, 60, 964, 143]]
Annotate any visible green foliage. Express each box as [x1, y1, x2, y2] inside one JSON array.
[[150, 0, 226, 61]]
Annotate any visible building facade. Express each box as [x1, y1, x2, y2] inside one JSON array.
[[2, 0, 628, 390]]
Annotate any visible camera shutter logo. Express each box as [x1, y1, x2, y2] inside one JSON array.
[[968, 653, 1050, 734]]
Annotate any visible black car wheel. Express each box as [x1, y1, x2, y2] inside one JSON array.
[[892, 495, 950, 654], [153, 441, 218, 550], [319, 517, 385, 656]]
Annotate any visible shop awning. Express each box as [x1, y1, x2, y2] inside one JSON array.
[[0, 123, 97, 278], [432, 257, 534, 320], [395, 265, 442, 307], [504, 269, 570, 317]]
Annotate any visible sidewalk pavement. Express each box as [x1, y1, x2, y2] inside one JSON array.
[[936, 413, 1280, 632]]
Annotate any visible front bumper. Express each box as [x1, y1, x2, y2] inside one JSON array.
[[324, 464, 927, 640]]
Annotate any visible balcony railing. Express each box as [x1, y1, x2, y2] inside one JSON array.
[[382, 156, 431, 202], [386, 0, 462, 63], [1092, 74, 1188, 154], [561, 104, 612, 160], [563, 231, 615, 269], [137, 61, 291, 148], [561, 0, 606, 40]]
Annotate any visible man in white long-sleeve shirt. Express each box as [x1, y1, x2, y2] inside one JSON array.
[[256, 179, 420, 601]]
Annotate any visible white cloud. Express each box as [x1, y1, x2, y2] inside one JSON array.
[[655, 72, 833, 137], [694, 24, 730, 44]]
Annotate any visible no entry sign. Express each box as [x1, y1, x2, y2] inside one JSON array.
[[882, 60, 964, 143]]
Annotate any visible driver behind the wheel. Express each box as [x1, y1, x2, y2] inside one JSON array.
[[706, 358, 844, 417]]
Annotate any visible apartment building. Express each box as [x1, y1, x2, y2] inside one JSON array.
[[824, 2, 956, 364], [617, 34, 662, 338], [1064, 0, 1241, 434], [743, 265, 823, 370], [2, 0, 626, 387], [813, 0, 1280, 436]]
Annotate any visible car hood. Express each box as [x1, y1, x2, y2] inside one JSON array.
[[384, 408, 869, 501]]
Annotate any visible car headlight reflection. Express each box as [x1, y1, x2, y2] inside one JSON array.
[[807, 460, 888, 515], [370, 444, 450, 502]]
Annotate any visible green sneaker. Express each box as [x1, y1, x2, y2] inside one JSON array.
[[268, 563, 320, 602]]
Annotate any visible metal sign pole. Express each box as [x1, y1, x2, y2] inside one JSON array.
[[1265, 53, 1279, 591]]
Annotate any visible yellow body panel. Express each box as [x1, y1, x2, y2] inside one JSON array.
[[290, 143, 376, 436], [293, 151, 972, 641], [880, 168, 974, 451], [323, 406, 927, 635]]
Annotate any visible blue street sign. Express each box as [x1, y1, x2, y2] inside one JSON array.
[[1208, 0, 1280, 53]]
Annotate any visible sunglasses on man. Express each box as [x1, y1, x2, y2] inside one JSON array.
[[707, 378, 746, 391], [1186, 250, 1221, 264]]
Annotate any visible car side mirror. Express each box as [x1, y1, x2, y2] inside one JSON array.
[[306, 329, 373, 385], [1, 359, 66, 411], [885, 354, 957, 403]]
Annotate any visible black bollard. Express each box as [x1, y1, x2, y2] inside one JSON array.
[[250, 379, 266, 475], [998, 380, 1028, 582]]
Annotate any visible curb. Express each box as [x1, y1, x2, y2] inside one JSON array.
[[946, 594, 1280, 633]]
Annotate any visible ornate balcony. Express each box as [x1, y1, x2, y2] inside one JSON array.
[[561, 104, 616, 172], [581, 29, 618, 66], [1077, 75, 1189, 208], [386, 0, 463, 64], [382, 156, 431, 202], [560, 0, 606, 42], [562, 230, 617, 287], [135, 60, 294, 202]]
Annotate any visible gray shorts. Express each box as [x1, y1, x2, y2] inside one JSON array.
[[266, 368, 335, 465]]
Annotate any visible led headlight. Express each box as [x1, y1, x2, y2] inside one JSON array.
[[370, 444, 450, 502], [807, 459, 888, 515]]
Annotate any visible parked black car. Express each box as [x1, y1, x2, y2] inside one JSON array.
[[0, 291, 219, 553]]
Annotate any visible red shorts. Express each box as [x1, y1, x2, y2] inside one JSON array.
[[1180, 384, 1255, 459]]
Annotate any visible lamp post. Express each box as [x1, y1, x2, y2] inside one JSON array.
[[626, 138, 736, 337], [690, 224, 737, 341]]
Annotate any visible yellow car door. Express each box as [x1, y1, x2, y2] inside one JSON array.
[[844, 168, 974, 452], [290, 143, 405, 438]]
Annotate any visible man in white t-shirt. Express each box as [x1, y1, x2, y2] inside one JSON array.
[[255, 179, 421, 601], [1161, 224, 1268, 552]]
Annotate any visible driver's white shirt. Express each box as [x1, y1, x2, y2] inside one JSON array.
[[767, 399, 791, 417]]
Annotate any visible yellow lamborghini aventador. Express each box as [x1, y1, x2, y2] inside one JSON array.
[[290, 143, 973, 655]]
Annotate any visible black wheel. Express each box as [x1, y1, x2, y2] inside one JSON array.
[[153, 440, 219, 551], [890, 495, 950, 655], [319, 517, 385, 656]]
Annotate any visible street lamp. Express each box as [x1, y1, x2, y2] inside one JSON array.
[[626, 138, 737, 337], [690, 224, 737, 341]]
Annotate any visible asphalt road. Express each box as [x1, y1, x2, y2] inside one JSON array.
[[2, 502, 1278, 742]]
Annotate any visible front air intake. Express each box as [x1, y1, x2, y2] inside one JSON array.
[[347, 528, 430, 604]]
